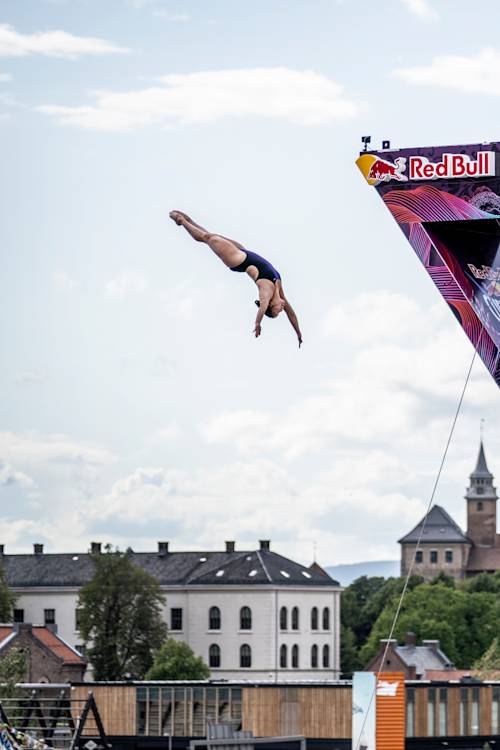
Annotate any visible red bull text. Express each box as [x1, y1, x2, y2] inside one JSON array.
[[409, 151, 495, 180]]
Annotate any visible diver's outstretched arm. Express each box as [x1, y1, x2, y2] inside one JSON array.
[[284, 303, 303, 347], [254, 286, 273, 339], [279, 284, 302, 347]]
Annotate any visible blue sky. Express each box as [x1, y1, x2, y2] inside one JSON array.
[[2, 0, 500, 565]]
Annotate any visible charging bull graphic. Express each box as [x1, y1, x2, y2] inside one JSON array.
[[356, 153, 407, 186]]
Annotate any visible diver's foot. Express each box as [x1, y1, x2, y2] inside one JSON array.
[[169, 210, 183, 225]]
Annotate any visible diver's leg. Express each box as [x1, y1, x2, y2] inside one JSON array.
[[174, 215, 245, 268], [175, 211, 246, 251]]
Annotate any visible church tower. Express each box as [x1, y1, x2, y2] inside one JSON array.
[[466, 441, 498, 547]]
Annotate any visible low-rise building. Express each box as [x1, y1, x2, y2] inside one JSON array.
[[0, 622, 86, 682], [365, 632, 454, 680], [0, 540, 341, 681]]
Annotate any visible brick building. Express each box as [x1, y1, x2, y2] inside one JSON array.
[[0, 623, 86, 682], [399, 441, 500, 581], [365, 632, 455, 679]]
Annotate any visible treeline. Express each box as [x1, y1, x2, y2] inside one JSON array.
[[341, 571, 500, 676]]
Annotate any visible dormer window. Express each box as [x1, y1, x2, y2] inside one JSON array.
[[477, 488, 484, 496]]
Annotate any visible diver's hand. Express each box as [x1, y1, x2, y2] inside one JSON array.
[[254, 324, 261, 338]]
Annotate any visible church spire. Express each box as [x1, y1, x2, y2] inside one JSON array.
[[466, 438, 497, 547], [471, 440, 493, 479]]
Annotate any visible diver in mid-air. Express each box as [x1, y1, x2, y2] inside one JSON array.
[[169, 211, 303, 347]]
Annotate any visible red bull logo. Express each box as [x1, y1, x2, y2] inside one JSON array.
[[368, 157, 407, 183], [357, 149, 496, 187], [356, 153, 407, 186]]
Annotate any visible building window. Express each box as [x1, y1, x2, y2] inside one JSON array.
[[322, 644, 330, 668], [44, 609, 55, 625], [280, 644, 287, 668], [311, 644, 318, 668], [240, 644, 251, 668], [415, 550, 423, 563], [13, 609, 24, 623], [438, 688, 447, 736], [459, 687, 468, 735], [322, 607, 330, 630], [75, 644, 86, 657], [75, 608, 83, 630], [240, 607, 252, 630], [406, 687, 415, 737], [430, 550, 438, 564], [170, 608, 183, 631], [311, 607, 318, 630], [471, 687, 480, 735], [209, 606, 221, 630], [291, 645, 299, 668], [291, 607, 299, 630], [445, 549, 453, 564], [136, 685, 243, 737], [209, 644, 220, 668], [477, 497, 484, 506], [427, 687, 436, 736], [280, 607, 288, 630], [492, 686, 500, 734]]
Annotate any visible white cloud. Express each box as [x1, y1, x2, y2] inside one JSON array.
[[0, 23, 129, 59], [84, 456, 422, 564], [0, 431, 113, 468], [322, 290, 426, 343], [400, 0, 438, 20], [393, 48, 500, 95], [201, 290, 497, 461], [105, 270, 148, 298], [37, 67, 362, 131], [0, 462, 35, 490]]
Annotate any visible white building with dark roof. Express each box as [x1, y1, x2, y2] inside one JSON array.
[[0, 539, 342, 681], [399, 441, 500, 580]]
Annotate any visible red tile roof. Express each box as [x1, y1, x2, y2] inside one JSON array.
[[0, 625, 84, 666], [0, 626, 14, 645], [32, 627, 85, 666], [467, 547, 500, 572]]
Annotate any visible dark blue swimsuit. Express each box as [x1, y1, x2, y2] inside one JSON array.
[[230, 250, 281, 283]]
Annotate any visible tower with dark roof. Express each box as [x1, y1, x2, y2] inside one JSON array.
[[465, 441, 498, 547], [399, 440, 500, 580]]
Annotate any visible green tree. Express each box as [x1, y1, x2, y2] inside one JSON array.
[[78, 546, 167, 680], [0, 647, 28, 699], [430, 571, 455, 588], [0, 565, 16, 620], [341, 574, 425, 670], [465, 571, 500, 594], [473, 637, 500, 680], [359, 582, 500, 668], [340, 625, 360, 676], [146, 640, 210, 680]]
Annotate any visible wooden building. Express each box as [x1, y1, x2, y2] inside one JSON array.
[[69, 679, 500, 746]]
